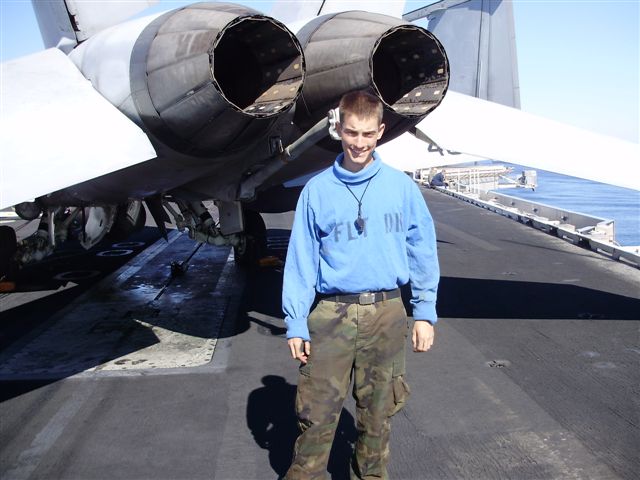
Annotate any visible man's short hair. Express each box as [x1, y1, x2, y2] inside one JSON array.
[[339, 91, 384, 125]]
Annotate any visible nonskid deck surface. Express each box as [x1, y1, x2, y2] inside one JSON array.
[[0, 231, 235, 378], [1, 189, 638, 480]]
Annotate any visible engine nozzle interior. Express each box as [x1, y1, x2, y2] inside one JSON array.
[[213, 15, 304, 117], [372, 25, 448, 117]]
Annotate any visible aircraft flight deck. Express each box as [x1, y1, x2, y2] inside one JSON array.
[[1, 188, 638, 480]]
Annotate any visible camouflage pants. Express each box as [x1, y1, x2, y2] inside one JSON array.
[[285, 297, 410, 480]]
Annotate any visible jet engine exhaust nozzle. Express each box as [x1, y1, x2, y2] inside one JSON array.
[[294, 11, 449, 140], [132, 3, 305, 156], [371, 24, 449, 118]]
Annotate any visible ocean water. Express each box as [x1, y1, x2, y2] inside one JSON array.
[[491, 162, 640, 247]]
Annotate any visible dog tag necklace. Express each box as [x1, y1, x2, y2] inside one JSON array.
[[344, 177, 373, 234]]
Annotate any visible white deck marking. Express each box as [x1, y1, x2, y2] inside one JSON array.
[[0, 231, 241, 377]]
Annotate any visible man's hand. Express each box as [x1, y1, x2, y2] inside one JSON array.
[[412, 321, 435, 352], [288, 337, 311, 364]]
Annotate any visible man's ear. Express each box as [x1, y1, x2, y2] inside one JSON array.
[[377, 123, 386, 140]]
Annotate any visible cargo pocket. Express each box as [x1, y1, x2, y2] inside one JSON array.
[[389, 375, 410, 417], [387, 355, 410, 417]]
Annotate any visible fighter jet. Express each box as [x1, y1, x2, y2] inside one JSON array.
[[1, 0, 637, 280], [0, 0, 451, 275]]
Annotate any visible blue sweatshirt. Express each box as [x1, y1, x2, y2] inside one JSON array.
[[282, 151, 439, 340]]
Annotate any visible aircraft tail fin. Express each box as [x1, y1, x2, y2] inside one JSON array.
[[405, 0, 520, 108], [31, 0, 158, 53]]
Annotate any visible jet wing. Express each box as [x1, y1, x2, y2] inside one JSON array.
[[376, 132, 486, 174], [416, 91, 640, 191], [0, 48, 156, 209]]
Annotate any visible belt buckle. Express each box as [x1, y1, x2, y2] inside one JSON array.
[[359, 292, 375, 305]]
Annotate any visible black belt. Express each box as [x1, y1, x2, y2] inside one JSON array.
[[319, 289, 401, 306]]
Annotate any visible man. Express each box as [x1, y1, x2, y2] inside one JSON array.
[[430, 170, 448, 188], [282, 90, 439, 479]]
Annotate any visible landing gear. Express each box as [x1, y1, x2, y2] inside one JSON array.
[[108, 201, 147, 241], [234, 210, 266, 266]]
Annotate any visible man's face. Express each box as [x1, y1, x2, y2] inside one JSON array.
[[336, 113, 385, 172]]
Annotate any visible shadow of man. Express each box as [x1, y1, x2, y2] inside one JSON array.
[[247, 375, 358, 479], [247, 375, 298, 478]]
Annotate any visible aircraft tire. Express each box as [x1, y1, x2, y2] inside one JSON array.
[[233, 210, 266, 267], [0, 226, 17, 279]]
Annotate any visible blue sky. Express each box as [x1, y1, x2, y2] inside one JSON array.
[[1, 0, 638, 143]]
